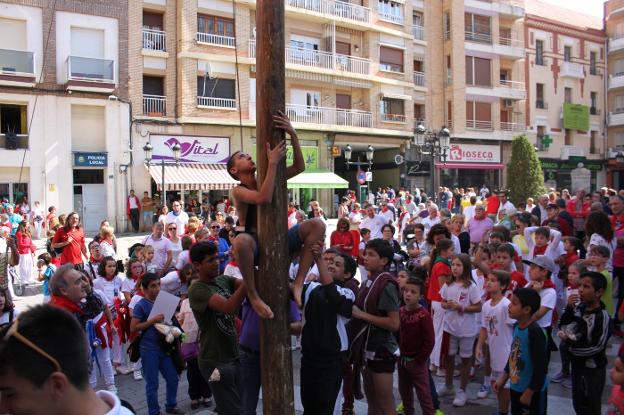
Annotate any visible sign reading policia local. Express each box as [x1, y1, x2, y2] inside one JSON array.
[[563, 103, 590, 131]]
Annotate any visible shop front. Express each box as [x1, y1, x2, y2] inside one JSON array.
[[540, 158, 602, 191], [436, 143, 503, 190]]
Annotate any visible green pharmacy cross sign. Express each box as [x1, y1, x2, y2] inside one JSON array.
[[542, 135, 553, 148]]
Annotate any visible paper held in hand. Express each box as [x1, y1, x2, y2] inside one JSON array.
[[147, 290, 181, 324]]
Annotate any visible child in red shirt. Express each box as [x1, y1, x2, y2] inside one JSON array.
[[608, 349, 624, 414]]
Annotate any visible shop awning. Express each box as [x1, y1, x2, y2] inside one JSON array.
[[287, 170, 349, 189], [146, 163, 239, 191], [434, 162, 505, 170]]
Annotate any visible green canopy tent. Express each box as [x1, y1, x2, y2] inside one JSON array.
[[287, 169, 349, 189]]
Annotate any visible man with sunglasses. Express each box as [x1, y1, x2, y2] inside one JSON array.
[[0, 305, 133, 415], [142, 222, 174, 276]]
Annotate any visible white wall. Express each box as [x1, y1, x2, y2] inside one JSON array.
[[0, 3, 43, 81]]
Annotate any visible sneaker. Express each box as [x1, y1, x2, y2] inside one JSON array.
[[452, 389, 467, 407], [477, 383, 490, 399], [550, 371, 569, 383], [165, 408, 186, 415], [115, 365, 132, 375], [396, 402, 405, 414], [133, 370, 143, 381], [437, 383, 454, 397], [106, 384, 118, 394], [561, 376, 573, 389]]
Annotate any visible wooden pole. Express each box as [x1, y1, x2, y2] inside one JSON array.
[[255, 0, 294, 414]]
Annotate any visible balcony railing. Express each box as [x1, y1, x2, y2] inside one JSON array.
[[446, 119, 453, 130], [413, 71, 425, 87], [465, 31, 492, 44], [536, 100, 548, 109], [466, 119, 493, 130], [535, 57, 548, 67], [378, 8, 404, 24], [197, 96, 237, 109], [412, 25, 425, 40], [286, 0, 371, 24], [285, 104, 373, 128], [590, 107, 601, 115], [446, 72, 452, 86], [0, 49, 35, 76], [143, 95, 166, 116], [499, 80, 525, 90], [381, 113, 406, 122], [197, 32, 235, 47], [248, 41, 370, 74], [0, 133, 28, 149], [67, 56, 114, 83], [501, 122, 525, 132], [498, 37, 523, 48], [143, 28, 166, 51]]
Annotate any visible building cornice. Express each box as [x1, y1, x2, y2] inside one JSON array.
[[525, 15, 606, 43]]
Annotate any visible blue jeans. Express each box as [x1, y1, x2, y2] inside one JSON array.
[[141, 347, 179, 415], [240, 349, 261, 415]]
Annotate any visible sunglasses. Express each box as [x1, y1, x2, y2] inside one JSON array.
[[210, 226, 220, 229], [4, 318, 61, 373], [168, 227, 177, 231]]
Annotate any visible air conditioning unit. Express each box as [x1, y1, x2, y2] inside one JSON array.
[[503, 99, 514, 108]]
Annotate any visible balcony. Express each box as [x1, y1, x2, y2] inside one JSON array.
[[466, 119, 493, 130], [466, 80, 526, 100], [609, 73, 624, 90], [0, 133, 28, 150], [609, 110, 624, 127], [285, 0, 371, 24], [197, 96, 237, 109], [413, 71, 425, 87], [197, 32, 235, 47], [560, 61, 584, 79], [560, 145, 585, 160], [0, 49, 36, 87], [285, 104, 372, 128], [501, 122, 525, 132], [248, 41, 370, 75], [66, 56, 115, 92], [465, 0, 524, 18], [412, 25, 425, 41], [496, 36, 524, 59], [590, 107, 601, 116], [378, 8, 404, 25], [610, 35, 624, 54], [143, 28, 166, 52], [143, 95, 166, 117], [535, 57, 549, 67], [381, 113, 406, 122], [536, 100, 548, 109], [465, 30, 492, 44]]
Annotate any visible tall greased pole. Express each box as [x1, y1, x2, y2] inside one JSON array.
[[255, 0, 294, 413]]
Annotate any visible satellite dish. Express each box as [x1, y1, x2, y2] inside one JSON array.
[[394, 154, 405, 165]]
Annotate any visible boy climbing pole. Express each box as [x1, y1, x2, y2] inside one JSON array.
[[226, 111, 326, 319]]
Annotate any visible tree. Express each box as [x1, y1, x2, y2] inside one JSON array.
[[507, 134, 546, 205]]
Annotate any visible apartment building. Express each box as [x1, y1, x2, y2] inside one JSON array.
[[524, 0, 606, 191], [0, 0, 130, 232], [128, 0, 430, 210], [606, 0, 624, 188]]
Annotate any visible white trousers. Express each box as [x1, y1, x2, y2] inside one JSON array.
[[90, 346, 116, 388], [18, 253, 34, 285], [430, 301, 445, 367]]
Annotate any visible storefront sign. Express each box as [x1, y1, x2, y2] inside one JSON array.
[[541, 159, 603, 171], [448, 143, 500, 163], [563, 103, 589, 131], [73, 152, 108, 167], [252, 145, 319, 170], [150, 135, 230, 164]]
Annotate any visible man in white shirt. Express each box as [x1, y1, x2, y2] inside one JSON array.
[[379, 202, 395, 224], [142, 222, 173, 275], [404, 195, 418, 216], [360, 204, 390, 240], [463, 195, 477, 225], [497, 191, 515, 215], [421, 205, 441, 234], [165, 200, 189, 236], [480, 185, 490, 199]]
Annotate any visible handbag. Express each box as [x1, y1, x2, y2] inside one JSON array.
[[127, 333, 142, 363], [180, 341, 199, 361]]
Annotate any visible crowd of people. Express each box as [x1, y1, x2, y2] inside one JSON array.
[[1, 115, 624, 415]]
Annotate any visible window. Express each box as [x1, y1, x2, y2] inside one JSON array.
[[590, 51, 597, 75], [536, 40, 544, 65], [0, 17, 27, 50], [336, 94, 351, 109], [412, 12, 423, 26], [616, 59, 624, 76], [143, 76, 164, 96], [590, 92, 598, 115], [536, 126, 546, 150], [414, 104, 425, 121], [446, 55, 452, 85], [565, 87, 572, 104], [617, 132, 624, 147], [465, 13, 491, 43], [380, 98, 405, 121], [536, 83, 545, 108], [590, 131, 598, 154], [70, 28, 104, 58], [0, 183, 27, 205], [0, 104, 27, 135], [444, 12, 451, 39], [197, 14, 234, 37], [465, 56, 491, 87], [143, 11, 163, 30], [466, 101, 492, 129], [565, 129, 571, 145], [564, 45, 572, 62], [197, 77, 235, 99], [379, 46, 404, 72], [378, 0, 403, 23], [616, 95, 624, 112]]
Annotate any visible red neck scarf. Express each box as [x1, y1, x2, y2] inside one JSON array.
[[533, 245, 547, 256], [49, 295, 84, 315]]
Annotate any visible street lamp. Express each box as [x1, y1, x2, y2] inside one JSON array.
[[343, 144, 374, 203], [143, 141, 181, 207], [412, 122, 451, 199]]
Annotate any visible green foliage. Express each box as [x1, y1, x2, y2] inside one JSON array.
[[506, 135, 546, 205]]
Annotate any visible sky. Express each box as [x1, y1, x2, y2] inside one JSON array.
[[535, 0, 605, 18]]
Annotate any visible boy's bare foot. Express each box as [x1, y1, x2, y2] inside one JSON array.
[[250, 297, 274, 319], [293, 279, 304, 308]]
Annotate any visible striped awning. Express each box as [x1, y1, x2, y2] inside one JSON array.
[[146, 163, 239, 191]]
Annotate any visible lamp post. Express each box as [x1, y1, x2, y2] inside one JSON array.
[[412, 122, 450, 200], [344, 144, 374, 203], [143, 141, 181, 207]]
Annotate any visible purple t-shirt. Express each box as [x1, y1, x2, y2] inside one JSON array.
[[466, 216, 494, 244], [239, 300, 301, 351]]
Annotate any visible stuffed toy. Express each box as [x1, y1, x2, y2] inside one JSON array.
[[154, 323, 187, 343]]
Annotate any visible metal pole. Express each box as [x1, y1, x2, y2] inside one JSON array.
[[431, 153, 435, 202], [161, 159, 166, 207]]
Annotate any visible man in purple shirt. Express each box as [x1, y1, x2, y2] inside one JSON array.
[[239, 299, 302, 415], [466, 205, 494, 245]]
